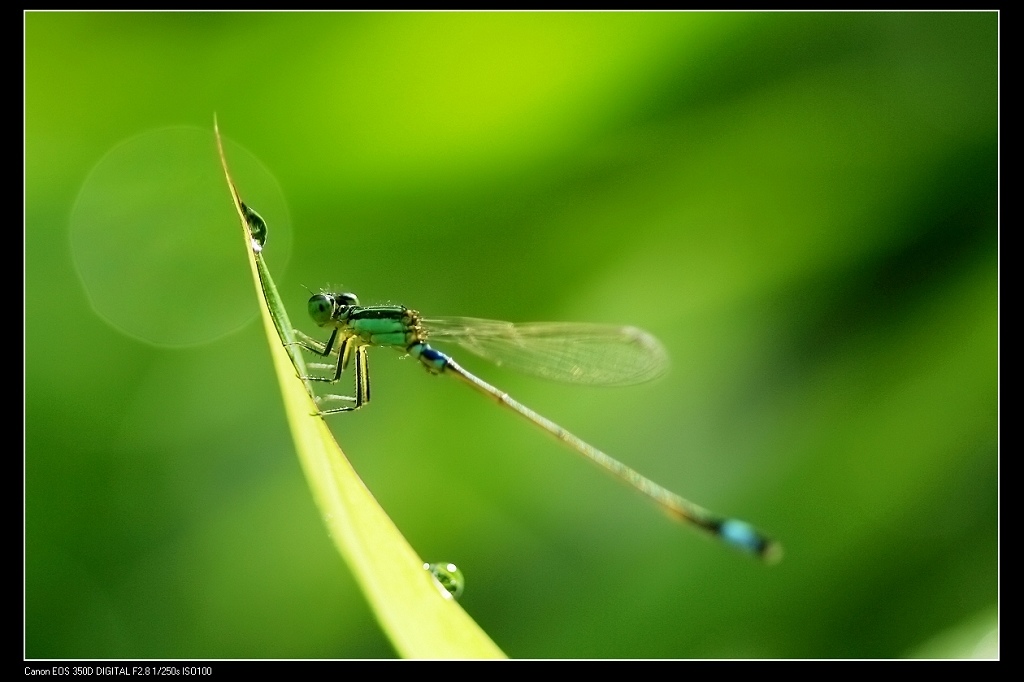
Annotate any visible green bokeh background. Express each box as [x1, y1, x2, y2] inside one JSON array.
[[25, 12, 998, 659]]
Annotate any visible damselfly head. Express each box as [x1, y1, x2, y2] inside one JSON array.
[[308, 291, 360, 326]]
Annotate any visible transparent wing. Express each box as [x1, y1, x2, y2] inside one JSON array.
[[423, 316, 669, 386]]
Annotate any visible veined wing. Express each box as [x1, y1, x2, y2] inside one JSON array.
[[422, 316, 669, 386]]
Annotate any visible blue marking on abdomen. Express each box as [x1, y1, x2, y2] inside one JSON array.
[[718, 519, 764, 554], [409, 342, 450, 373]]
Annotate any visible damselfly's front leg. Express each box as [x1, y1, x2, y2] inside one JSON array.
[[317, 345, 370, 415], [291, 330, 371, 414], [290, 329, 338, 366]]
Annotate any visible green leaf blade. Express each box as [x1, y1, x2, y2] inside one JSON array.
[[216, 117, 505, 659]]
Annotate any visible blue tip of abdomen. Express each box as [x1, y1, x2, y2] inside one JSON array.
[[718, 519, 782, 562]]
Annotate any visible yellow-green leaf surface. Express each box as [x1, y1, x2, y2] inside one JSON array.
[[215, 119, 505, 660]]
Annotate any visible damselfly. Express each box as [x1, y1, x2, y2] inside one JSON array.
[[295, 291, 781, 562]]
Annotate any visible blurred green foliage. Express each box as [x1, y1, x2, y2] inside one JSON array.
[[25, 12, 997, 658]]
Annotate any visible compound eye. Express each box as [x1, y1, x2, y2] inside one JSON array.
[[307, 294, 335, 326]]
